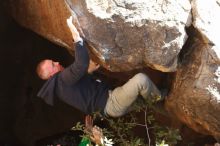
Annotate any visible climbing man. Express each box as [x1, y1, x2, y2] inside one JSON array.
[[36, 16, 163, 118]]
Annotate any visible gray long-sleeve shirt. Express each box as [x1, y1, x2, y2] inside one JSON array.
[[37, 41, 109, 114]]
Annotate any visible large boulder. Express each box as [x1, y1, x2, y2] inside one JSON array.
[[166, 0, 220, 139], [8, 0, 191, 72]]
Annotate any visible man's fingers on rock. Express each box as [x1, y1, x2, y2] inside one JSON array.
[[67, 16, 72, 22], [69, 16, 72, 21]]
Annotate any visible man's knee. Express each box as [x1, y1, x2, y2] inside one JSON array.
[[104, 107, 124, 118], [107, 111, 123, 118], [133, 73, 150, 86]]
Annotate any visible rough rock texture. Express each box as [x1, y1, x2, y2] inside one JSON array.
[[8, 0, 191, 72], [166, 0, 220, 139], [8, 0, 73, 50], [166, 37, 220, 139]]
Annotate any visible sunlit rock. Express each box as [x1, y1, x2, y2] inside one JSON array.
[[192, 0, 220, 48]]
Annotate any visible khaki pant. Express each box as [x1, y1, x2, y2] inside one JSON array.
[[104, 73, 161, 117]]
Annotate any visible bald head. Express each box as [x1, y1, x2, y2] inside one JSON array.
[[36, 59, 64, 80]]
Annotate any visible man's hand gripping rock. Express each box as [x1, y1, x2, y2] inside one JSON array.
[[66, 16, 83, 43]]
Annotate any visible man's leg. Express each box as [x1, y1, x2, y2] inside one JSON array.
[[104, 73, 161, 117]]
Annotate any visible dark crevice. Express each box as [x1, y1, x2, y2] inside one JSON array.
[[0, 7, 78, 145], [178, 25, 198, 66]]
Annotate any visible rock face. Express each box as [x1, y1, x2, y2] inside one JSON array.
[[5, 0, 220, 144], [8, 0, 191, 72], [166, 38, 220, 139], [166, 0, 220, 139], [8, 0, 73, 50]]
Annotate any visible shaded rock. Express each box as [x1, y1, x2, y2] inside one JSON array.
[[8, 0, 73, 50], [166, 37, 220, 139], [0, 11, 84, 145], [8, 0, 191, 72]]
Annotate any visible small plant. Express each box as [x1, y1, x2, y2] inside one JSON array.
[[72, 97, 181, 146], [72, 116, 114, 146]]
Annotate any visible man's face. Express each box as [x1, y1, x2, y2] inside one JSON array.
[[42, 60, 64, 78]]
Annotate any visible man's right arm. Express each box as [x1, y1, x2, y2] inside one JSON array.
[[60, 41, 89, 85], [58, 16, 90, 85]]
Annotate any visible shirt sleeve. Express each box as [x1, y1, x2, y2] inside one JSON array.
[[59, 41, 89, 85]]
